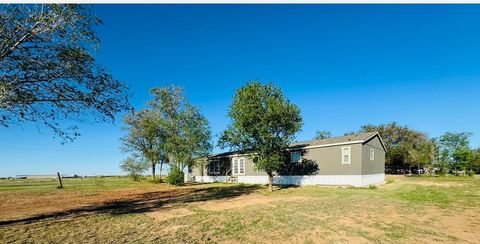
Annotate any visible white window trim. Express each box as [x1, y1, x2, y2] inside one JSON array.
[[342, 146, 351, 165], [370, 148, 375, 161], [232, 159, 238, 174], [232, 157, 246, 175]]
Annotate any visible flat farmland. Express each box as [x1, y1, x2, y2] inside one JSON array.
[[0, 176, 479, 243]]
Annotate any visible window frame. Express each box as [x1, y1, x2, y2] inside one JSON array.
[[232, 159, 239, 174], [290, 151, 302, 163], [239, 158, 245, 175], [370, 148, 375, 161], [209, 160, 220, 175], [341, 146, 351, 165], [232, 157, 246, 175]]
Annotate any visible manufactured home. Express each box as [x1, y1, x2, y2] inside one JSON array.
[[187, 132, 386, 187]]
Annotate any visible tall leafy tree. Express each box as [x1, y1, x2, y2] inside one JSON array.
[[149, 85, 211, 184], [437, 132, 473, 174], [360, 122, 435, 173], [314, 130, 331, 140], [0, 5, 129, 142], [219, 81, 302, 192], [121, 109, 167, 181], [472, 148, 480, 174]]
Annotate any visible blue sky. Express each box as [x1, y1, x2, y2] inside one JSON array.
[[1, 4, 480, 177]]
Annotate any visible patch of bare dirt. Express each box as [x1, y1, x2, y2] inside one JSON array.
[[0, 187, 173, 221], [420, 208, 480, 243], [147, 207, 194, 222], [196, 195, 308, 211]]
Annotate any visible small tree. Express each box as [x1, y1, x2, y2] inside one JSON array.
[[120, 157, 148, 181], [437, 132, 473, 174], [219, 81, 302, 191], [149, 85, 212, 185], [121, 109, 168, 181], [314, 130, 331, 140]]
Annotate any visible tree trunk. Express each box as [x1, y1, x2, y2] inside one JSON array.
[[268, 173, 273, 192], [159, 162, 163, 183], [151, 163, 156, 180]]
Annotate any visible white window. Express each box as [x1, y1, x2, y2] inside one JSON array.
[[232, 158, 245, 175], [342, 147, 351, 164], [370, 148, 375, 161], [233, 159, 239, 174], [239, 158, 245, 174], [290, 151, 301, 163]]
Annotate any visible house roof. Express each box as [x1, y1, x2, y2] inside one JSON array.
[[290, 132, 386, 151], [210, 151, 239, 158], [208, 132, 386, 159]]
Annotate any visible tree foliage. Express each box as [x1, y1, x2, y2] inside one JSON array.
[[360, 122, 436, 173], [149, 85, 212, 182], [314, 130, 331, 140], [165, 166, 184, 186], [0, 4, 130, 141], [438, 132, 477, 175], [121, 109, 167, 181], [219, 81, 302, 191], [120, 157, 149, 181]]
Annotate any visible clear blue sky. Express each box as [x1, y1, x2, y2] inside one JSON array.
[[1, 4, 480, 177]]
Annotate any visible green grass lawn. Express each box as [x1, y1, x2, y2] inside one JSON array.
[[1, 175, 479, 243]]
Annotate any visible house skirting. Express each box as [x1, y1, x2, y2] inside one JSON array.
[[190, 173, 385, 187]]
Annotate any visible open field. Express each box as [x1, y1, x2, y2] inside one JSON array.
[[1, 176, 479, 243]]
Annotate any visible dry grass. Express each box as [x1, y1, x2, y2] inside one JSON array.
[[1, 176, 479, 243]]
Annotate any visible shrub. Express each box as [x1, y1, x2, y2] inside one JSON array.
[[149, 178, 162, 184], [120, 157, 148, 181], [166, 167, 184, 186], [94, 177, 105, 187], [387, 179, 394, 184], [369, 185, 378, 189]]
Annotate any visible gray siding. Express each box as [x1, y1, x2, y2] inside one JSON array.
[[302, 143, 363, 175], [189, 136, 386, 178], [361, 136, 385, 174]]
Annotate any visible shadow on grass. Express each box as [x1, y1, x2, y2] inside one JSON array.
[[0, 184, 261, 226]]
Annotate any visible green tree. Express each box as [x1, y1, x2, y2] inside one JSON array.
[[120, 157, 149, 181], [219, 81, 302, 192], [0, 5, 130, 142], [314, 130, 331, 140], [121, 109, 168, 181], [472, 148, 480, 174], [438, 132, 473, 174], [360, 122, 435, 173], [149, 85, 211, 185]]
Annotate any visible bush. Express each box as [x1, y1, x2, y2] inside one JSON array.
[[120, 157, 148, 181], [166, 167, 184, 186], [369, 185, 378, 189], [149, 178, 162, 184], [94, 177, 105, 187]]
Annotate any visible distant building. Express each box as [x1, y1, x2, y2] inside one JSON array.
[[15, 174, 63, 179]]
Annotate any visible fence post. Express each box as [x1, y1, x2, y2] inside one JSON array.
[[57, 172, 63, 188]]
